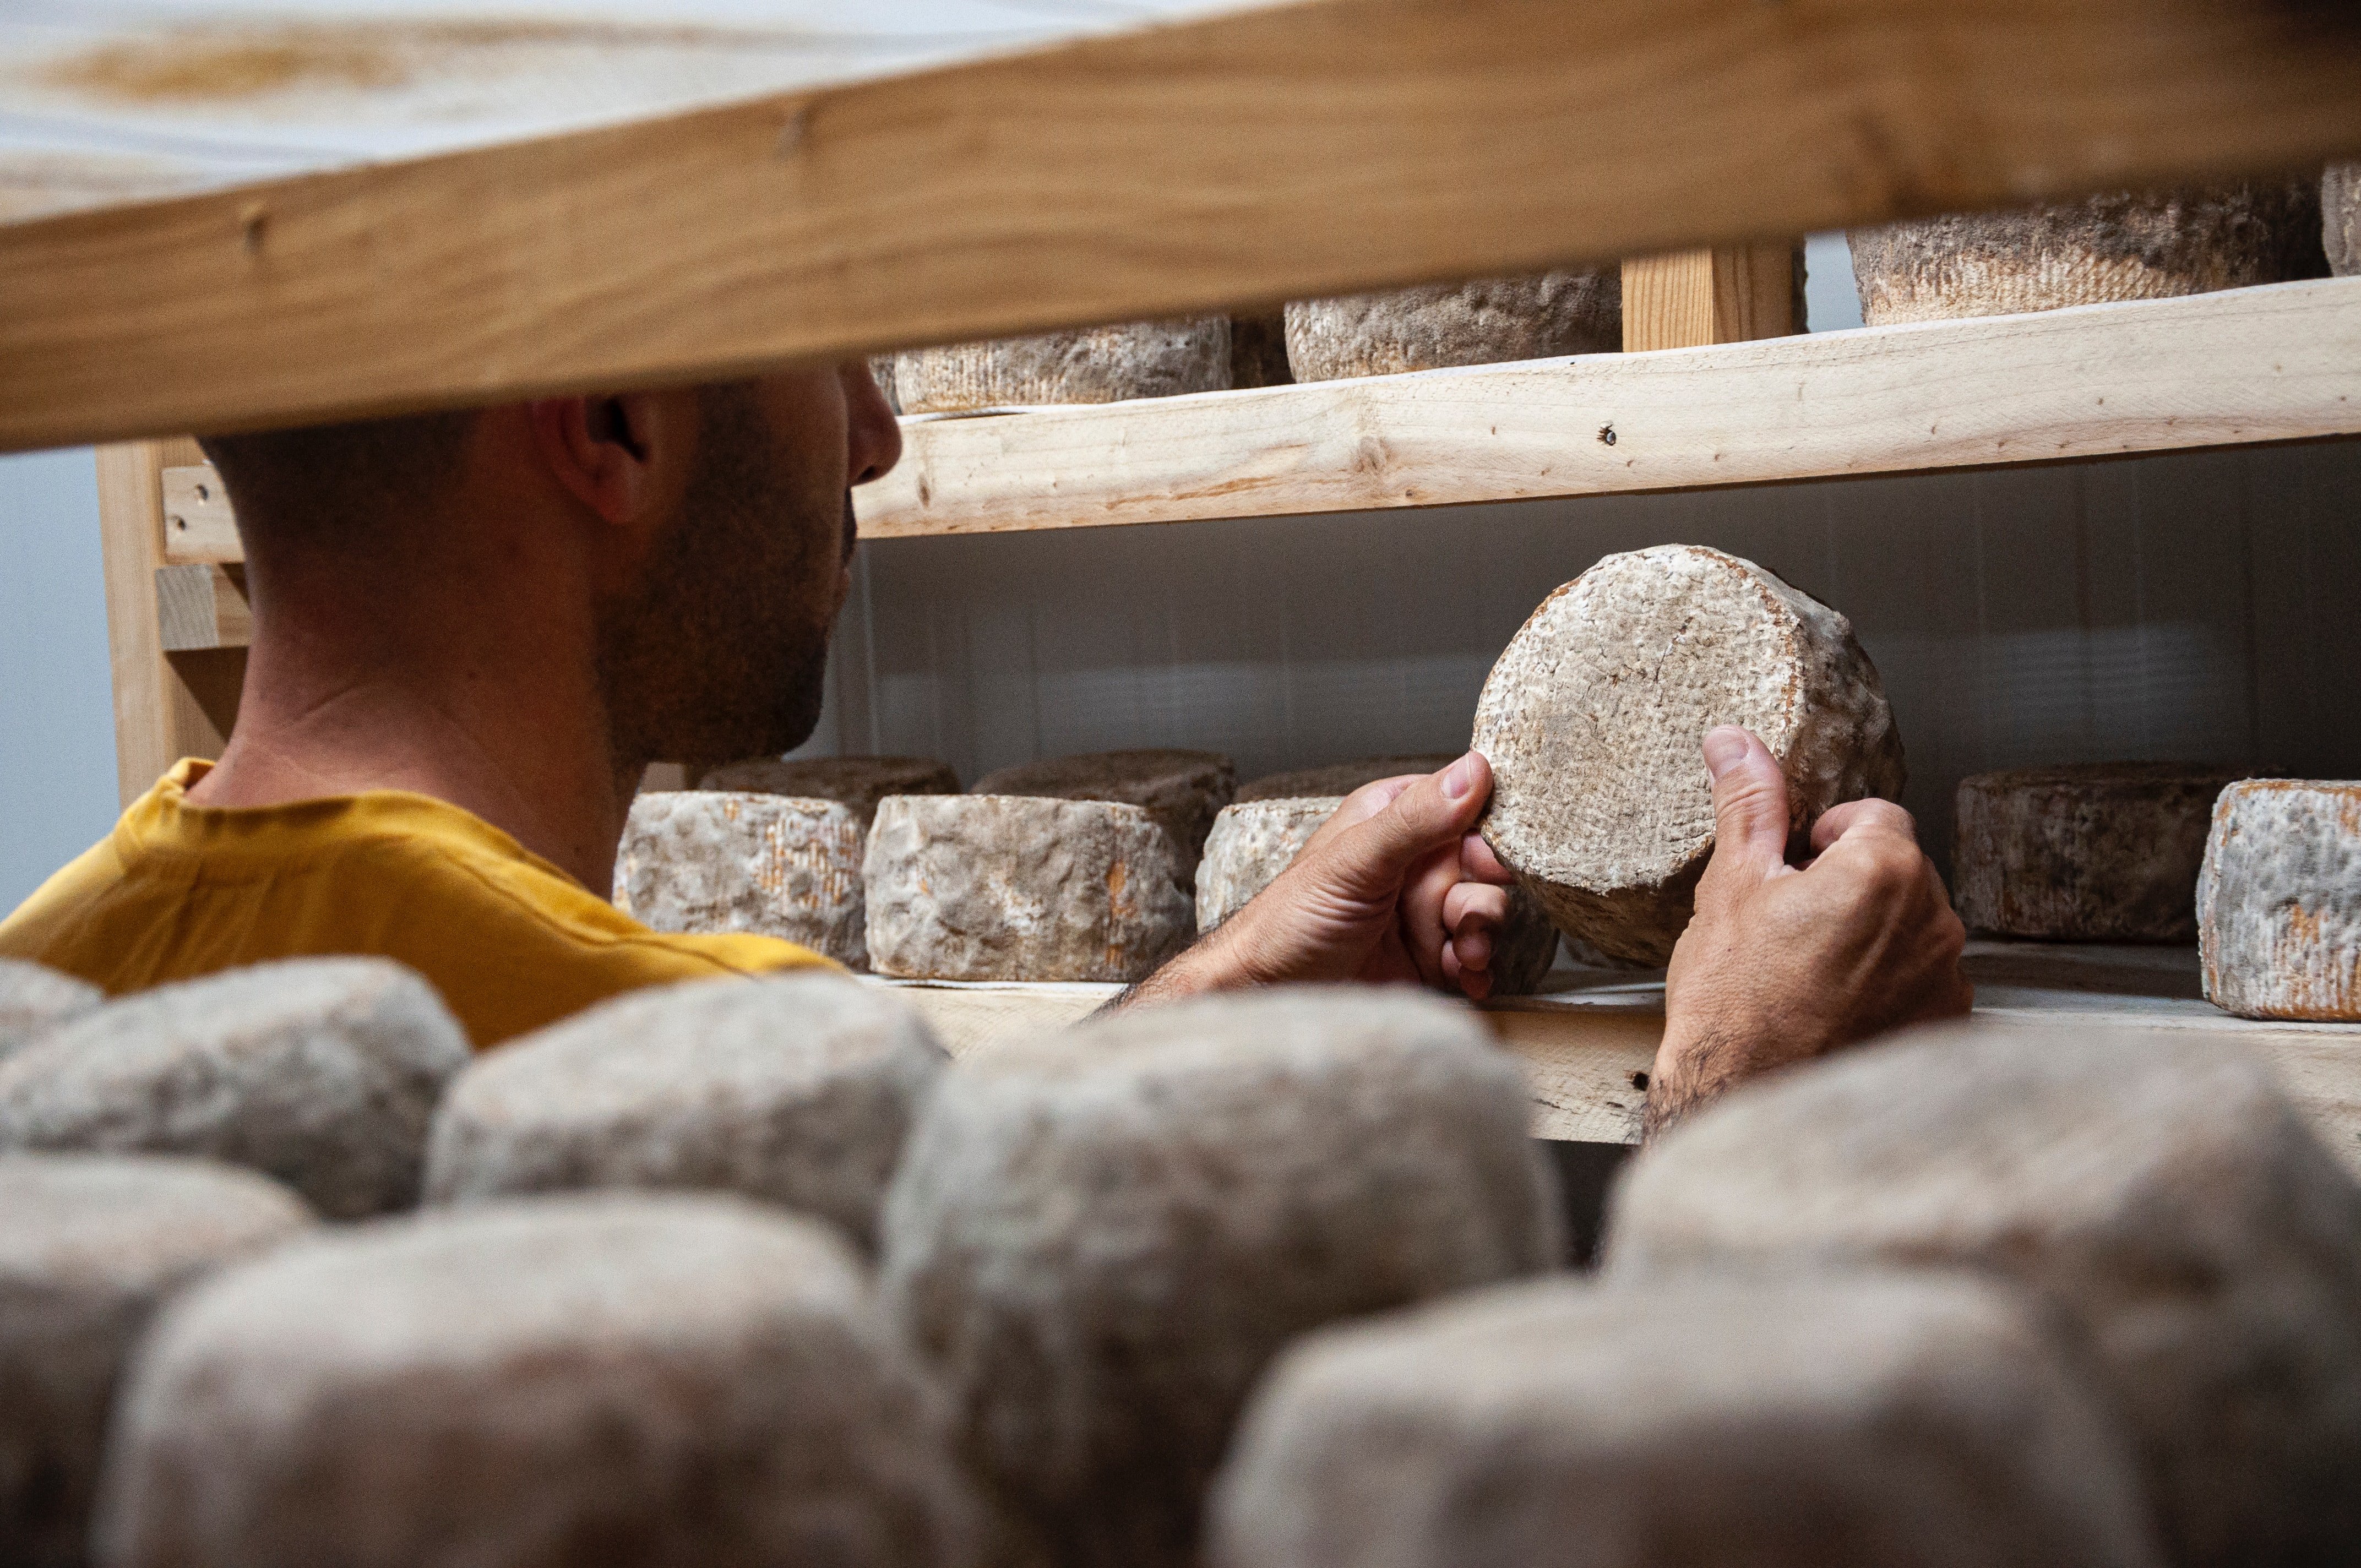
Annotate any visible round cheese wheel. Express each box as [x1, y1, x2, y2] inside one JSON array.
[[1285, 269, 1619, 382]]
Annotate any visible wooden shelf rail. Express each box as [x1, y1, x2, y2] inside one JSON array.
[[6, 0, 2361, 453], [874, 943, 2361, 1169], [152, 277, 2361, 631]]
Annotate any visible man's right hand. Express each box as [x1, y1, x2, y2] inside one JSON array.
[[1646, 726, 1971, 1136]]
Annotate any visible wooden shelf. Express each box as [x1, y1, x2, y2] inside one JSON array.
[[149, 276, 2361, 648], [6, 0, 2360, 453], [867, 941, 2361, 1173]]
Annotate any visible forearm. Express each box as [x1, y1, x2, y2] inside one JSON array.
[[1101, 922, 1266, 1014]]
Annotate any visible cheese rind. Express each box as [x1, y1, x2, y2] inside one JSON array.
[[880, 988, 1557, 1568], [1607, 1023, 2361, 1568], [1472, 545, 1903, 966], [971, 748, 1236, 884], [1849, 181, 2324, 325], [1954, 763, 2249, 941], [1284, 270, 1620, 381], [693, 755, 959, 825], [0, 958, 100, 1064], [895, 318, 1230, 413], [1196, 797, 1560, 992], [864, 794, 1193, 983], [2197, 779, 2361, 1020], [2326, 165, 2361, 277], [0, 959, 469, 1219], [423, 975, 947, 1249], [0, 1153, 311, 1568], [1236, 754, 1456, 803], [92, 1196, 983, 1568], [1207, 1273, 2159, 1568], [615, 791, 868, 968]]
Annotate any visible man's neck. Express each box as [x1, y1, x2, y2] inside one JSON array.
[[184, 552, 643, 894]]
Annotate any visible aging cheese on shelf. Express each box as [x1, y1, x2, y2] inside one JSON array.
[[1953, 763, 2250, 941], [1235, 754, 1456, 803], [0, 959, 468, 1219], [1196, 797, 1561, 993], [1848, 180, 2324, 325], [2327, 165, 2360, 277], [95, 1199, 980, 1568], [0, 1154, 312, 1568], [894, 318, 1231, 413], [425, 975, 945, 1251], [880, 989, 1554, 1568], [2198, 779, 2361, 1020], [1608, 1022, 2361, 1568], [0, 958, 99, 1063], [1209, 1274, 2156, 1568], [1283, 269, 1620, 382], [970, 748, 1236, 884], [615, 791, 869, 969], [1471, 545, 1905, 966], [864, 794, 1194, 983], [692, 755, 959, 828]]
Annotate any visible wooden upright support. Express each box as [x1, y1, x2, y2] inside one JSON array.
[[1622, 244, 1798, 351], [94, 439, 242, 805]]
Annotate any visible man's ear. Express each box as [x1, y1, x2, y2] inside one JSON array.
[[526, 393, 672, 525]]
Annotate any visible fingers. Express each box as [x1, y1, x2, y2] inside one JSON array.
[[1701, 727, 1793, 884], [1461, 831, 1516, 885], [1303, 775, 1416, 854], [1326, 752, 1493, 894], [1399, 843, 1465, 988], [1809, 796, 1917, 854]]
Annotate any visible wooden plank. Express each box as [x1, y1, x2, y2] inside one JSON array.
[[155, 563, 251, 652], [862, 277, 2361, 538], [1621, 243, 1796, 352], [160, 463, 240, 564], [95, 438, 235, 804], [152, 277, 2361, 563], [5, 0, 2361, 453]]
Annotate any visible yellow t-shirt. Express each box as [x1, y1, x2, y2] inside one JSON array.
[[0, 760, 835, 1048]]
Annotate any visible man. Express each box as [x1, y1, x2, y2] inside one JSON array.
[[0, 363, 1968, 1128]]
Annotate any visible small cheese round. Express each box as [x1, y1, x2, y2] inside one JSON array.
[[2198, 779, 2361, 1020], [692, 755, 959, 826], [1284, 270, 1620, 382], [1235, 755, 1455, 803], [614, 791, 868, 968], [970, 748, 1237, 883], [895, 319, 1230, 413], [2326, 165, 2360, 277], [1954, 763, 2250, 941], [1849, 180, 2324, 325], [1472, 545, 1904, 965]]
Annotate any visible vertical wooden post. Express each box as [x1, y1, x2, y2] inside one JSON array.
[[1621, 243, 1799, 351], [95, 438, 242, 806]]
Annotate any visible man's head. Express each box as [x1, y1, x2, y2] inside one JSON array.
[[202, 363, 901, 772]]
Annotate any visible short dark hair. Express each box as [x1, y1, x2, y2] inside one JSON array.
[[198, 410, 480, 546]]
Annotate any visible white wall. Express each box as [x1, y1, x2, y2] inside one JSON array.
[[0, 449, 117, 911]]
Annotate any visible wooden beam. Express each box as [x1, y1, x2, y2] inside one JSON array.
[[1622, 243, 1797, 351], [155, 563, 251, 652], [155, 277, 2361, 562], [94, 439, 238, 803], [161, 462, 241, 564], [6, 0, 2361, 453]]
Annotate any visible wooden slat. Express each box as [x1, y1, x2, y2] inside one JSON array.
[[154, 279, 2361, 564], [1620, 243, 1797, 351], [95, 439, 238, 804], [155, 563, 251, 652], [862, 277, 2361, 538], [6, 0, 2361, 453], [160, 462, 241, 564]]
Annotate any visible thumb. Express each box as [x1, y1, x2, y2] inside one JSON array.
[[1702, 726, 1792, 880], [1325, 752, 1490, 891]]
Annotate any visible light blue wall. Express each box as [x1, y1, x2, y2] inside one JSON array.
[[0, 449, 117, 911]]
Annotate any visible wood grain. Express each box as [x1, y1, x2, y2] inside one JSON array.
[[1621, 244, 1796, 351], [156, 277, 2361, 564], [95, 439, 237, 803], [862, 277, 2361, 538], [6, 0, 2361, 452], [155, 563, 251, 652]]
